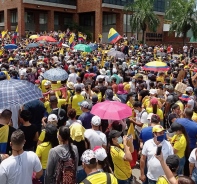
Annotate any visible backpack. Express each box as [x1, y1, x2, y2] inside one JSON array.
[[54, 158, 76, 184]]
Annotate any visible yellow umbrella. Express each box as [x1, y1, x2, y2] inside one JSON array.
[[29, 35, 39, 39]]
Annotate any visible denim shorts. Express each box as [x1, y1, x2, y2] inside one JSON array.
[[177, 156, 185, 175], [192, 167, 197, 183], [117, 175, 133, 184]]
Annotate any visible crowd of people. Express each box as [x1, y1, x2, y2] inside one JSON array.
[[0, 33, 197, 184]]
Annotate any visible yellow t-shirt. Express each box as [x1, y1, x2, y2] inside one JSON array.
[[36, 142, 52, 169], [80, 172, 118, 184], [157, 175, 178, 184], [68, 94, 84, 116], [51, 82, 61, 97], [170, 134, 186, 158], [39, 130, 46, 142], [2, 71, 10, 80], [156, 76, 164, 83], [146, 107, 164, 120], [126, 101, 134, 118], [44, 98, 66, 114], [110, 145, 132, 180], [41, 79, 47, 93], [192, 112, 197, 122]]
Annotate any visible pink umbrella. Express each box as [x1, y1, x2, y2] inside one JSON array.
[[90, 101, 132, 120]]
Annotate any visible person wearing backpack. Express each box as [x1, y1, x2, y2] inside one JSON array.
[[45, 126, 79, 184], [80, 149, 118, 184]]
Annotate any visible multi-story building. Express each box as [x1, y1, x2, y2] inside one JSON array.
[[0, 0, 168, 43]]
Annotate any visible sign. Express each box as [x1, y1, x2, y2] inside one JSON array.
[[146, 32, 163, 42]]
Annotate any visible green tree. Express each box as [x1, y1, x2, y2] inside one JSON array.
[[125, 0, 160, 44], [166, 0, 197, 45]]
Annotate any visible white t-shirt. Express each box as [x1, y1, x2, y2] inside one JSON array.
[[183, 46, 188, 53], [68, 73, 78, 83], [19, 68, 26, 77], [189, 148, 197, 168], [0, 151, 42, 184], [84, 129, 105, 149], [142, 139, 174, 181], [74, 83, 84, 90], [96, 74, 110, 83], [135, 110, 148, 132]]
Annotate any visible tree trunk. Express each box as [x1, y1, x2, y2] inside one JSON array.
[[183, 32, 187, 46], [142, 30, 145, 44]]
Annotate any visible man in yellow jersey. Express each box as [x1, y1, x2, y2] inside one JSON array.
[[80, 149, 118, 184]]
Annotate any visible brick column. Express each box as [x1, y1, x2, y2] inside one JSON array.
[[18, 6, 25, 37], [4, 9, 11, 31], [95, 10, 102, 42], [116, 13, 124, 36], [35, 11, 39, 33], [73, 13, 79, 24], [48, 10, 54, 32]]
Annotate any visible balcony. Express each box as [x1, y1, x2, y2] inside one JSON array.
[[36, 0, 76, 5], [102, 0, 134, 6]]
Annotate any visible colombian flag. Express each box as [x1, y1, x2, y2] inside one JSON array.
[[12, 26, 18, 44], [78, 32, 84, 41], [69, 34, 75, 49], [2, 30, 8, 39], [0, 125, 9, 153], [108, 28, 122, 44]]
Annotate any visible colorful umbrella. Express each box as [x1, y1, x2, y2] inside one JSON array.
[[29, 35, 39, 39], [36, 36, 57, 42], [0, 79, 43, 109], [43, 68, 68, 81], [142, 61, 170, 71], [90, 101, 132, 120], [26, 43, 39, 48], [74, 44, 92, 52], [4, 44, 17, 50]]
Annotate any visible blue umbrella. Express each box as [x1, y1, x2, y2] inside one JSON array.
[[89, 43, 98, 51], [4, 44, 18, 50], [0, 79, 43, 109], [43, 68, 68, 81], [26, 43, 39, 48]]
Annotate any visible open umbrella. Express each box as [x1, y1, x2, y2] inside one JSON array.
[[37, 40, 48, 46], [90, 101, 132, 120], [26, 43, 39, 48], [4, 44, 17, 50], [29, 35, 39, 39], [107, 49, 125, 59], [74, 44, 92, 52], [43, 68, 68, 81], [88, 43, 98, 51], [142, 61, 170, 71], [36, 36, 57, 42], [0, 79, 43, 109]]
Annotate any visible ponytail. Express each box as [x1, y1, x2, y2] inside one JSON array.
[[68, 139, 75, 160]]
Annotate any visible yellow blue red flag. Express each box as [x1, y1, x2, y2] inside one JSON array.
[[108, 28, 122, 44], [0, 125, 9, 153]]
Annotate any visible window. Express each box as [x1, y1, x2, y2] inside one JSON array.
[[54, 14, 59, 25], [0, 12, 4, 23], [103, 14, 116, 26], [25, 12, 34, 23], [11, 11, 17, 23], [39, 13, 47, 24], [154, 0, 165, 12]]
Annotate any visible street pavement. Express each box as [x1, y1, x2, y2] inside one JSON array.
[[132, 162, 142, 184]]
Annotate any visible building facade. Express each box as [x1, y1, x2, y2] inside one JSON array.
[[0, 0, 168, 43]]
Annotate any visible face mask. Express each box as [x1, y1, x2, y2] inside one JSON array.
[[117, 136, 123, 144], [134, 109, 139, 114], [157, 134, 165, 142]]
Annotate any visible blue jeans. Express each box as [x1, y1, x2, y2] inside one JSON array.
[[192, 167, 197, 183], [177, 157, 185, 175], [118, 175, 133, 184], [39, 169, 45, 184], [148, 179, 156, 184], [77, 168, 87, 183]]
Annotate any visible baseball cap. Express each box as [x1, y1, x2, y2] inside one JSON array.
[[109, 130, 122, 138], [168, 122, 183, 133], [93, 146, 107, 161], [80, 101, 89, 109], [149, 89, 157, 95], [81, 149, 97, 164], [179, 94, 190, 101], [150, 97, 158, 105], [70, 122, 85, 142], [91, 116, 101, 126], [186, 87, 193, 92], [48, 114, 58, 122], [152, 125, 165, 133], [166, 155, 179, 170]]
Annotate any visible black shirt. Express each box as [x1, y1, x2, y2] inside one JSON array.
[[50, 108, 67, 128], [0, 124, 16, 154], [19, 124, 37, 151], [139, 90, 150, 102]]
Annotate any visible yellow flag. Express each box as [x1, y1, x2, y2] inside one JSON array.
[[60, 48, 64, 55], [2, 30, 8, 39], [15, 25, 18, 33], [0, 49, 4, 56]]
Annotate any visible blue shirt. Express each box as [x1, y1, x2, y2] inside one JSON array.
[[78, 112, 94, 129], [176, 118, 197, 149]]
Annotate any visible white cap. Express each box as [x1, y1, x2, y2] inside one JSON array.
[[147, 113, 154, 120], [91, 116, 101, 126], [149, 89, 157, 95], [48, 114, 58, 122], [93, 146, 107, 161]]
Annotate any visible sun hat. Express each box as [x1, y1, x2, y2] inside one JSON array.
[[70, 122, 85, 142], [91, 116, 101, 126], [152, 125, 165, 133], [93, 146, 107, 161], [67, 82, 74, 89], [179, 94, 190, 101], [186, 87, 193, 92], [81, 149, 97, 164]]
